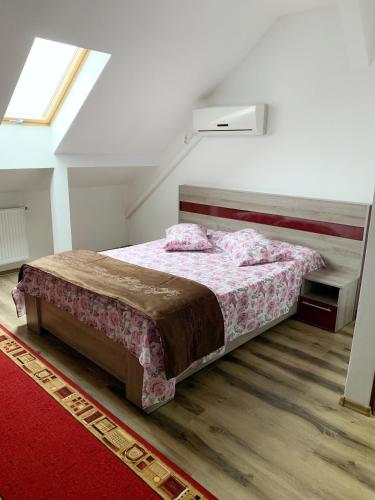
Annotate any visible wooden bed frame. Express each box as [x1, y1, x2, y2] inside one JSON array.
[[25, 185, 371, 412]]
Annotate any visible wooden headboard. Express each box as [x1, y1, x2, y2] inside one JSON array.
[[179, 185, 371, 276]]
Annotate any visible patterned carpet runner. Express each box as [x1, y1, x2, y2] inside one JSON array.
[[0, 324, 214, 500]]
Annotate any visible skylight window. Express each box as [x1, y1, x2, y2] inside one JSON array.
[[3, 38, 88, 125]]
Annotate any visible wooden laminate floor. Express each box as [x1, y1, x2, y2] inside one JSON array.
[[1, 271, 374, 500]]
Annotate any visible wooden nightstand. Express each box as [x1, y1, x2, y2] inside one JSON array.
[[296, 269, 359, 332]]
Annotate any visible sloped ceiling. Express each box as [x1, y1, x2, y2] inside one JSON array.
[[0, 169, 52, 191], [0, 0, 334, 163], [68, 166, 156, 188], [0, 166, 155, 191]]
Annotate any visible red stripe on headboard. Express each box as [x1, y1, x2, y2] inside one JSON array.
[[180, 201, 364, 240]]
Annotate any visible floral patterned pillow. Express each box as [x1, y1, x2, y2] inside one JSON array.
[[247, 239, 296, 266], [207, 229, 229, 247], [216, 229, 264, 266], [164, 223, 212, 251], [220, 230, 324, 267], [253, 240, 325, 269], [217, 228, 268, 266]]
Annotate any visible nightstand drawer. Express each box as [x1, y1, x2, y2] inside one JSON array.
[[297, 297, 337, 332]]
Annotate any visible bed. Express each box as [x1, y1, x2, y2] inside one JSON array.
[[14, 185, 371, 412]]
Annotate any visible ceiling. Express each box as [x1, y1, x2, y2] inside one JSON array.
[[68, 166, 156, 188], [0, 166, 155, 191], [0, 169, 52, 192], [0, 0, 335, 163]]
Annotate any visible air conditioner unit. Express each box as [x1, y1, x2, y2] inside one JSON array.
[[193, 105, 267, 136]]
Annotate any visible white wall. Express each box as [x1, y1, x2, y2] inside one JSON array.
[[344, 189, 375, 408], [0, 183, 128, 271], [0, 168, 130, 268], [50, 164, 72, 253], [0, 190, 53, 271], [129, 6, 375, 244], [69, 185, 128, 251], [0, 124, 54, 169]]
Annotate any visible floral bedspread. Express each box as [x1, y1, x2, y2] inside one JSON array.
[[13, 239, 323, 409]]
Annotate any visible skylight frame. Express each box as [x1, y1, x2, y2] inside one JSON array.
[[3, 46, 89, 126]]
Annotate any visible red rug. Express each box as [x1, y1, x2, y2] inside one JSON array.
[[0, 324, 215, 500]]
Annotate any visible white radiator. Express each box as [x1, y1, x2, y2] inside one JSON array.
[[0, 207, 29, 266]]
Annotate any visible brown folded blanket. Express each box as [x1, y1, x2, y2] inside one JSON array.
[[19, 250, 224, 379]]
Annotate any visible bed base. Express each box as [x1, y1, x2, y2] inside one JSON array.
[[25, 293, 297, 413], [25, 294, 144, 409]]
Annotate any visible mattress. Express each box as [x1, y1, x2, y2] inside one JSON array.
[[14, 238, 322, 409]]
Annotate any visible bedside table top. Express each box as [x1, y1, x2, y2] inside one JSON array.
[[304, 268, 359, 288]]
